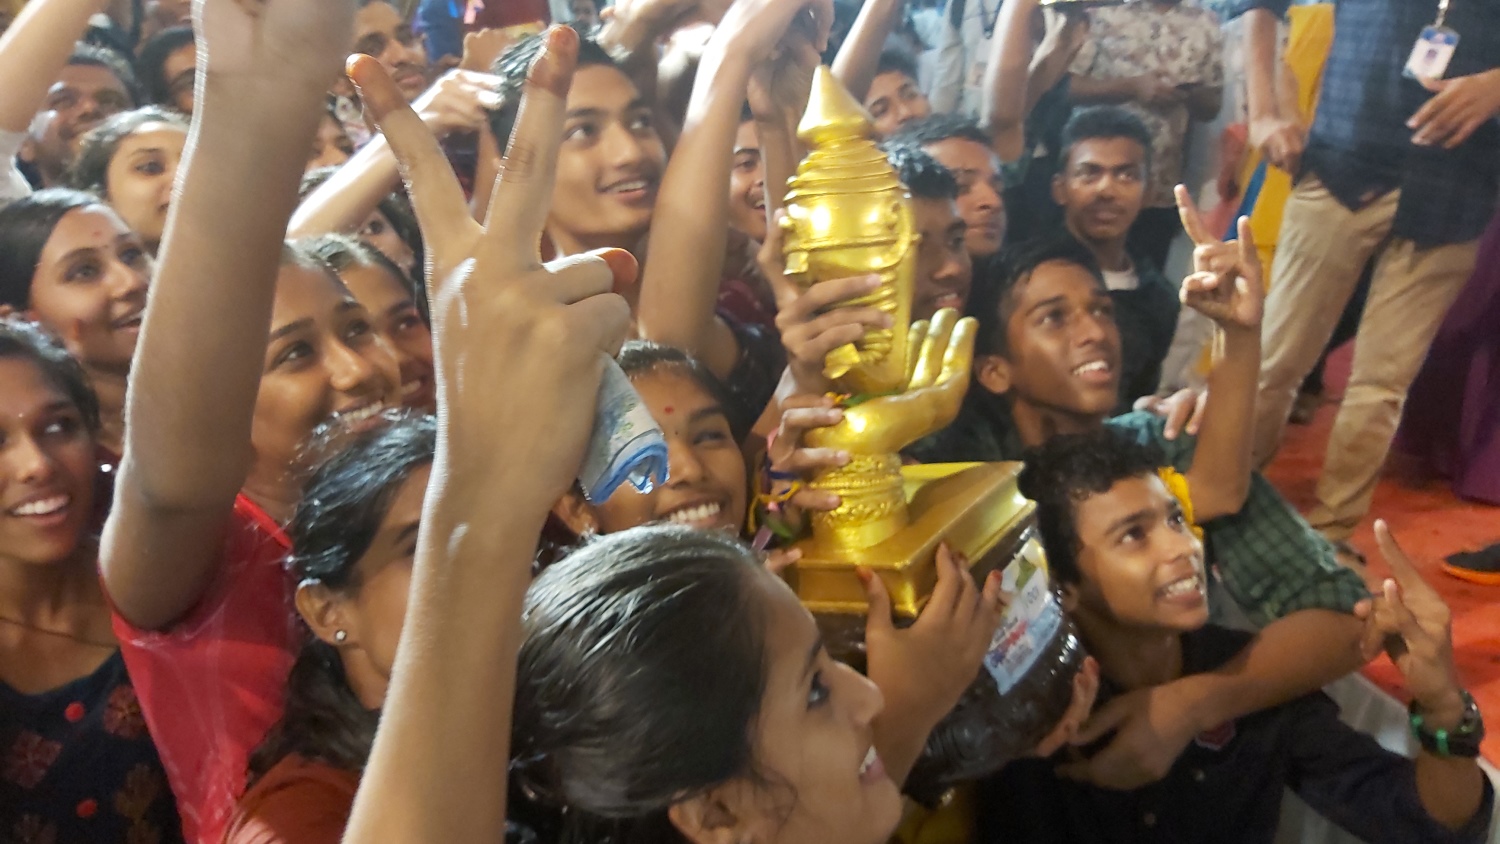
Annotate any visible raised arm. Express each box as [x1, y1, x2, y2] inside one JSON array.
[[101, 0, 353, 630], [830, 0, 904, 103], [341, 29, 632, 841], [983, 0, 1089, 163], [635, 0, 829, 379], [0, 0, 109, 134], [287, 69, 503, 238], [1174, 190, 1260, 522], [981, 0, 1040, 162]]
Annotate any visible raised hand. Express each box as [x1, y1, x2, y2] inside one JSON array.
[[1176, 185, 1264, 333], [1356, 520, 1467, 727], [1409, 69, 1500, 149], [713, 0, 834, 63], [598, 0, 704, 59], [460, 27, 518, 73], [746, 11, 821, 122], [195, 0, 355, 86], [349, 27, 632, 503], [413, 69, 506, 136]]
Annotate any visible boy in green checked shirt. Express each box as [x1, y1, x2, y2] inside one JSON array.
[[917, 189, 1370, 789]]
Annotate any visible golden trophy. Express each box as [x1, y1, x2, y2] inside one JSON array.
[[779, 67, 1084, 797]]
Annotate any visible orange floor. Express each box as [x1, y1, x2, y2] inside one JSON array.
[[1260, 344, 1500, 763]]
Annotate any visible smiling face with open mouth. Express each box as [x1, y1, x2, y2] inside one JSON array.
[[545, 65, 666, 256], [250, 261, 401, 492], [337, 262, 434, 413], [577, 368, 747, 536], [26, 204, 153, 377], [1067, 473, 1210, 633], [728, 119, 768, 244], [987, 258, 1122, 429], [0, 357, 97, 567], [702, 571, 902, 844]]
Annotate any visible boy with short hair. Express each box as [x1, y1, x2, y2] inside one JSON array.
[[1051, 106, 1180, 411], [976, 429, 1492, 843], [916, 199, 1371, 789], [865, 47, 932, 139]]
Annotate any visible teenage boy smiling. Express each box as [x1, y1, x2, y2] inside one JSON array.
[[915, 191, 1372, 790]]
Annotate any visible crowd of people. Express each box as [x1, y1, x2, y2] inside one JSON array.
[[0, 0, 1495, 842]]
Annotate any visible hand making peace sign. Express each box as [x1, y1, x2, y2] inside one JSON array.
[[1174, 185, 1264, 334], [348, 27, 634, 504]]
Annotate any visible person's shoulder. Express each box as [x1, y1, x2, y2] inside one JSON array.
[[1104, 410, 1169, 442], [227, 756, 360, 844]]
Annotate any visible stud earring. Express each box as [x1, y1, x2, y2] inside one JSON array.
[[334, 630, 347, 643]]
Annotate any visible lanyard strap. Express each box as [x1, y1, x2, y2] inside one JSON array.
[[1436, 0, 1451, 29]]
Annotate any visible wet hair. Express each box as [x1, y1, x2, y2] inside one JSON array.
[[66, 106, 188, 196], [882, 142, 959, 202], [0, 188, 106, 309], [971, 234, 1105, 358], [68, 43, 142, 107], [486, 34, 619, 146], [301, 232, 429, 324], [246, 413, 437, 785], [1018, 428, 1165, 585], [875, 46, 920, 83], [889, 113, 989, 149], [1057, 106, 1154, 176], [134, 26, 195, 108], [0, 318, 102, 436], [514, 525, 780, 843], [299, 167, 426, 278]]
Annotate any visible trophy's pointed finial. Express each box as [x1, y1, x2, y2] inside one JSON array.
[[797, 65, 874, 148]]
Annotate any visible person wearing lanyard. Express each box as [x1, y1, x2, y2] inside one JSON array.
[[1239, 0, 1500, 556]]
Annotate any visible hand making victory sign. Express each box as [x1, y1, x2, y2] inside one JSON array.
[[343, 26, 635, 843], [1175, 185, 1264, 334], [348, 28, 634, 505]]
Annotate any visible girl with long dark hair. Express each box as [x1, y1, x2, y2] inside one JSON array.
[[0, 319, 183, 843]]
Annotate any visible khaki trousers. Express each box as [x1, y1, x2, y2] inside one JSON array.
[[1253, 176, 1478, 540]]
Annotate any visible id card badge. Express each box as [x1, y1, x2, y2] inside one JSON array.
[[1404, 26, 1459, 79]]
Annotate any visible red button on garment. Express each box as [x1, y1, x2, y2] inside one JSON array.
[[76, 799, 97, 818], [64, 702, 85, 723]]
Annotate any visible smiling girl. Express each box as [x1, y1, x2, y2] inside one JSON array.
[[0, 189, 151, 458], [0, 320, 183, 843]]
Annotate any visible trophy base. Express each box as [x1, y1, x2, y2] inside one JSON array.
[[785, 462, 1034, 620], [785, 462, 1087, 798]]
